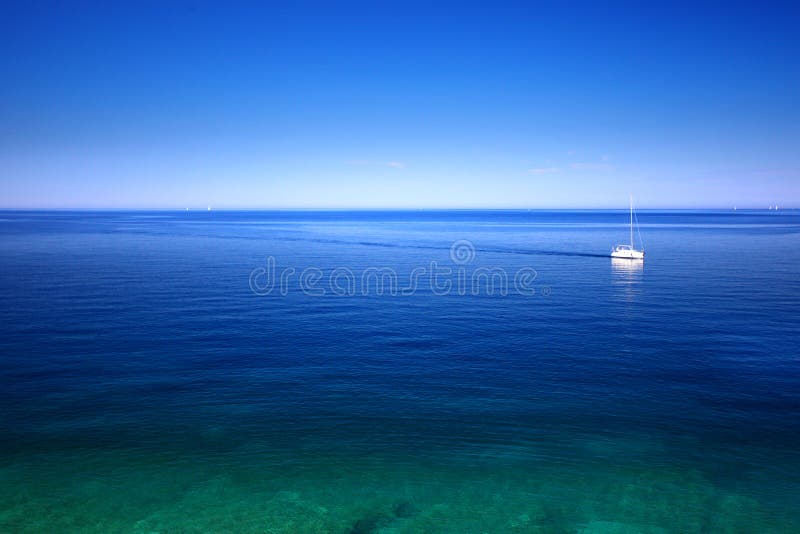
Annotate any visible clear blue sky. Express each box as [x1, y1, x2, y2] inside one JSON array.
[[1, 1, 798, 208]]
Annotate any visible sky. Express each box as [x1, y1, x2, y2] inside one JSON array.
[[1, 1, 799, 209]]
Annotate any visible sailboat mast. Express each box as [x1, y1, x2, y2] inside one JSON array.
[[629, 194, 634, 248]]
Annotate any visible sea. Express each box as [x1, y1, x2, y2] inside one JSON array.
[[1, 209, 799, 533]]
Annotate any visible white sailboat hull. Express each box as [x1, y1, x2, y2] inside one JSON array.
[[611, 248, 644, 260]]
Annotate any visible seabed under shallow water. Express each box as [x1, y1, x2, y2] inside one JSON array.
[[1, 447, 797, 533]]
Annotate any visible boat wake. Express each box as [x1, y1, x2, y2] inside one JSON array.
[[280, 237, 610, 259]]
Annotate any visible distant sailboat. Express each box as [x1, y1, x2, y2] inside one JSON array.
[[611, 195, 645, 260]]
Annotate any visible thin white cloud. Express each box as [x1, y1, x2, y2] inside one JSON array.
[[528, 167, 560, 174], [569, 162, 614, 171], [386, 161, 405, 169]]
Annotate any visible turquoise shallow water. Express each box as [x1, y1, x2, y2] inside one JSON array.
[[1, 210, 799, 532]]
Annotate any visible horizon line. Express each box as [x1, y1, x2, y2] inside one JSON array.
[[0, 206, 796, 212]]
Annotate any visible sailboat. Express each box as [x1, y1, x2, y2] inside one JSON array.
[[611, 195, 645, 260]]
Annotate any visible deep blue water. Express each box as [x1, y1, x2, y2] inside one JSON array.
[[1, 210, 799, 532]]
